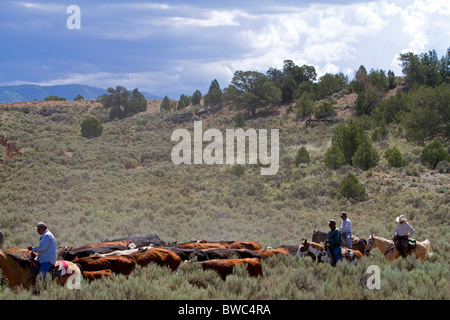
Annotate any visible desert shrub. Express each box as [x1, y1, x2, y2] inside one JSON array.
[[233, 112, 245, 127], [435, 160, 449, 173], [337, 172, 366, 201], [294, 147, 311, 167], [295, 91, 315, 120], [230, 164, 245, 177], [385, 147, 407, 168], [420, 138, 450, 169], [352, 140, 379, 170], [101, 86, 147, 120], [324, 144, 346, 170], [80, 116, 103, 138], [314, 102, 336, 119], [44, 95, 66, 101], [160, 96, 172, 112]]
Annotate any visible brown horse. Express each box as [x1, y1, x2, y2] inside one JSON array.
[[312, 230, 367, 255], [364, 234, 432, 261], [0, 250, 82, 289]]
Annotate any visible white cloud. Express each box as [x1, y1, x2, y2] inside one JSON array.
[[166, 9, 246, 28]]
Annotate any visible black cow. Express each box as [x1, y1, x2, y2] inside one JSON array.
[[61, 244, 129, 261], [165, 247, 209, 261], [103, 233, 166, 248]]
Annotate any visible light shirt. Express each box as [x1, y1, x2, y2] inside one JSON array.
[[339, 218, 352, 233], [395, 222, 415, 238], [32, 229, 57, 265]]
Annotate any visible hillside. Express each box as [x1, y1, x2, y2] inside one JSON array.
[[0, 83, 448, 299], [0, 84, 161, 103]]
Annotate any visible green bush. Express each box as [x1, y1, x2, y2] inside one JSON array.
[[324, 144, 346, 169], [80, 116, 103, 139], [233, 112, 245, 127], [160, 96, 172, 112], [385, 147, 407, 168], [314, 102, 335, 119], [420, 138, 450, 169], [230, 164, 245, 177], [44, 95, 66, 101], [295, 146, 311, 167], [352, 140, 379, 170], [338, 172, 366, 201], [325, 120, 375, 169]]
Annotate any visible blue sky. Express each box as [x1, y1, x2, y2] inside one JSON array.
[[0, 0, 449, 99]]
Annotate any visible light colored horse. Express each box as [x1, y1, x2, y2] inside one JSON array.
[[0, 250, 82, 289], [364, 234, 432, 261], [297, 239, 363, 265]]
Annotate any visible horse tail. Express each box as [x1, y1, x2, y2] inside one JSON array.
[[423, 239, 433, 257]]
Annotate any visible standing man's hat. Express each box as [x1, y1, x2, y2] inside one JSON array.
[[340, 212, 347, 217], [396, 215, 407, 223], [35, 222, 47, 229]]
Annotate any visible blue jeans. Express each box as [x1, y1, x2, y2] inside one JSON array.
[[333, 247, 341, 263], [343, 232, 352, 248], [38, 261, 53, 279]]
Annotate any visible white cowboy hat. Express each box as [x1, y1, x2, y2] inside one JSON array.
[[396, 215, 407, 223]]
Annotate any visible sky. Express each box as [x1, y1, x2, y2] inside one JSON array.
[[0, 0, 449, 99]]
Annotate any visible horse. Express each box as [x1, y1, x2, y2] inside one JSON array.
[[364, 234, 432, 261], [312, 230, 367, 255], [0, 250, 82, 289], [0, 232, 4, 249], [297, 239, 364, 265]]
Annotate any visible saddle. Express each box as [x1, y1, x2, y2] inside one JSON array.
[[393, 235, 417, 257], [29, 253, 70, 281]]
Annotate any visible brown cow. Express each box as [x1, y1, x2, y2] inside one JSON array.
[[74, 255, 136, 276], [128, 248, 181, 271], [176, 243, 228, 250], [176, 240, 262, 251], [82, 269, 112, 282], [197, 258, 263, 280], [219, 241, 262, 250], [255, 248, 289, 259]]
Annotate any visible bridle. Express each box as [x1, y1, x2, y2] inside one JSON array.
[[365, 235, 375, 256]]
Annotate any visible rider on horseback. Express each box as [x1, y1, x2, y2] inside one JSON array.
[[394, 215, 416, 258], [27, 222, 57, 280], [326, 219, 342, 266], [339, 212, 352, 249]]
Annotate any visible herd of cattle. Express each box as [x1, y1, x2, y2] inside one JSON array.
[[55, 234, 301, 281], [50, 233, 365, 282]]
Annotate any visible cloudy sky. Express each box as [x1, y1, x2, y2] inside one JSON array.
[[0, 0, 449, 99]]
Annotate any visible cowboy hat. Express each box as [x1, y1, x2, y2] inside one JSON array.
[[35, 222, 47, 229], [396, 215, 407, 223]]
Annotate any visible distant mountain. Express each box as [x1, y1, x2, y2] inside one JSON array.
[[0, 84, 162, 103]]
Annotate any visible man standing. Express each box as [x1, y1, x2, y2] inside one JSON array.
[[394, 215, 415, 258], [327, 219, 342, 266], [28, 222, 57, 279], [339, 212, 352, 249]]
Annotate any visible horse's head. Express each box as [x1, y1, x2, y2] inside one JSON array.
[[297, 239, 310, 256], [365, 234, 375, 255], [312, 230, 319, 243]]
